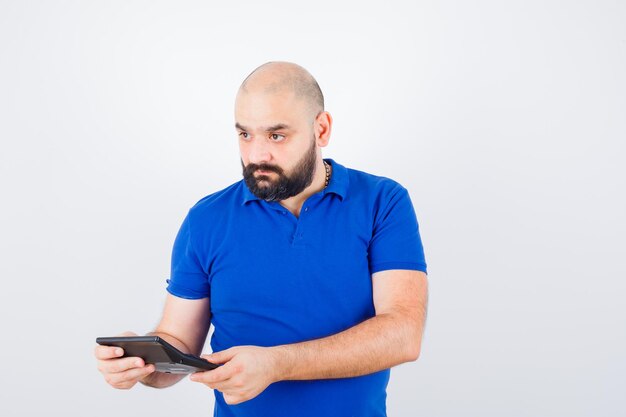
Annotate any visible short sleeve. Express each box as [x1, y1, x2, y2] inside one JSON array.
[[368, 185, 428, 274], [165, 210, 210, 299]]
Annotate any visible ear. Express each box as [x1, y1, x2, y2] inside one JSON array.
[[314, 111, 333, 147]]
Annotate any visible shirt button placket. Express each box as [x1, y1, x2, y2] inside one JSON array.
[[292, 207, 307, 244]]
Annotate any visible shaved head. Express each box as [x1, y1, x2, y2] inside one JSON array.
[[235, 61, 334, 203], [237, 61, 324, 122]]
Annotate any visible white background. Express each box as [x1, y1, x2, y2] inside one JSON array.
[[1, 1, 624, 416]]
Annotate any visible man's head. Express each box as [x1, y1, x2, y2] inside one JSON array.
[[235, 61, 332, 201]]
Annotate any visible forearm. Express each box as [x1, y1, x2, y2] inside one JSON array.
[[139, 331, 189, 389], [272, 311, 424, 381]]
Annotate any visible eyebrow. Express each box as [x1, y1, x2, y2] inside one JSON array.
[[235, 122, 291, 132]]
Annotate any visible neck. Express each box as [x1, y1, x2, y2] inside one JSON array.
[[278, 158, 330, 215]]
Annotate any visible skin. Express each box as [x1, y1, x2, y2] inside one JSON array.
[[94, 62, 429, 405], [235, 62, 331, 216]]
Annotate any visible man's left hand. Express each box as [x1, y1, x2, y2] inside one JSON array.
[[189, 346, 282, 405]]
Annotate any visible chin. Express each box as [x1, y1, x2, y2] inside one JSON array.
[[256, 180, 274, 187]]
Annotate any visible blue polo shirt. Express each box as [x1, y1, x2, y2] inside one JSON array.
[[166, 158, 427, 417]]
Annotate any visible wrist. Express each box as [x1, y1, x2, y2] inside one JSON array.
[[269, 345, 294, 382]]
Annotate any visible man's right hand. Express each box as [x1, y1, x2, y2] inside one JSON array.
[[95, 331, 156, 390]]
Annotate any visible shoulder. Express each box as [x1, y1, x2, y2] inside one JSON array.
[[187, 180, 245, 220], [344, 164, 408, 204]]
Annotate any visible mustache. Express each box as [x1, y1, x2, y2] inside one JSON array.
[[244, 163, 284, 176]]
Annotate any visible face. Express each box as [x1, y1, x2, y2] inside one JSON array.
[[235, 89, 319, 202], [241, 134, 317, 201]]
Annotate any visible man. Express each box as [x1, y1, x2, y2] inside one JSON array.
[[95, 61, 429, 417]]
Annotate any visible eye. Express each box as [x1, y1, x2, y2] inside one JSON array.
[[238, 132, 250, 140], [270, 133, 285, 142]]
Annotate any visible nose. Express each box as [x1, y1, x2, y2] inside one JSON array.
[[247, 137, 272, 165]]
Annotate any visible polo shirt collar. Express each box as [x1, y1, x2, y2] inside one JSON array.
[[241, 158, 349, 205], [322, 158, 348, 201]]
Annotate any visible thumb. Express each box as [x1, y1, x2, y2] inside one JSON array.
[[202, 348, 236, 365]]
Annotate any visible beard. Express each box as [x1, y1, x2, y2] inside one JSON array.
[[241, 137, 318, 202]]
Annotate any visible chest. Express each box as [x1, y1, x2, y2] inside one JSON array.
[[202, 198, 376, 340]]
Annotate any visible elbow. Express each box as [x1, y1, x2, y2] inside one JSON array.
[[393, 316, 424, 362], [406, 344, 421, 362], [404, 327, 423, 362]]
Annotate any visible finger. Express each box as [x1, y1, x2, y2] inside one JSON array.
[[205, 377, 241, 393], [223, 392, 247, 406], [190, 363, 237, 384], [117, 330, 138, 337], [95, 345, 124, 360], [202, 348, 236, 365], [100, 356, 145, 374], [108, 364, 155, 386]]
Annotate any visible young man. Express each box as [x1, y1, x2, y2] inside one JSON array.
[[95, 61, 428, 417]]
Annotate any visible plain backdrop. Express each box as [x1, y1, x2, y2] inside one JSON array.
[[1, 1, 624, 416]]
